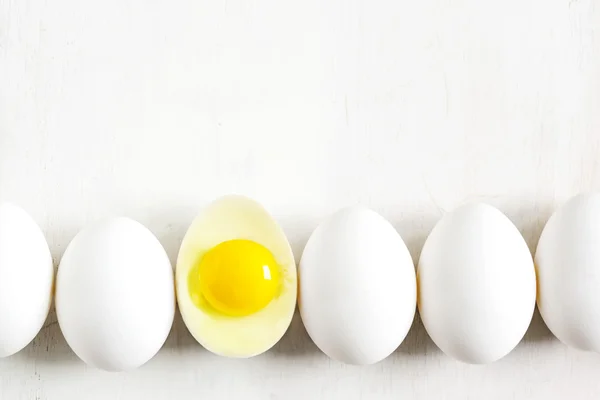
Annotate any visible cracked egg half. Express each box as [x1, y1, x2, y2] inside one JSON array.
[[176, 195, 296, 357]]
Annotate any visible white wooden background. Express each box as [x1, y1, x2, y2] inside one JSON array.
[[1, 0, 599, 398]]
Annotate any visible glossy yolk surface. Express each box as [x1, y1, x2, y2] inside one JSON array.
[[188, 239, 281, 317]]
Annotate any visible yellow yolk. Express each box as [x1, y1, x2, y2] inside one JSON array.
[[188, 239, 281, 317]]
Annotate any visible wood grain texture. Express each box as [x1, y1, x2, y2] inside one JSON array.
[[0, 0, 599, 398]]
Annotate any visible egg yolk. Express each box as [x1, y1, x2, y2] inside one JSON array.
[[188, 239, 281, 317]]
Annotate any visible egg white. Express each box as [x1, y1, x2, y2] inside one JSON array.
[[176, 195, 296, 358]]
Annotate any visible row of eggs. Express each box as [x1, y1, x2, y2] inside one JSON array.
[[0, 193, 599, 371]]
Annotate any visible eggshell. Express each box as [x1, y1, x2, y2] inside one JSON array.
[[56, 217, 175, 371], [298, 206, 416, 365], [535, 193, 600, 352], [418, 203, 536, 364], [0, 203, 53, 357]]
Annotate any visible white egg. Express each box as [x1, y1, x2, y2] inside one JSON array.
[[418, 203, 536, 364], [0, 203, 53, 357], [535, 193, 600, 352], [56, 217, 174, 371], [299, 206, 416, 365]]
